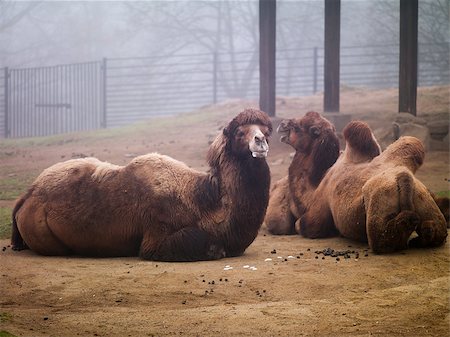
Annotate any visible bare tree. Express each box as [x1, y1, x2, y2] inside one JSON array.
[[125, 1, 260, 98]]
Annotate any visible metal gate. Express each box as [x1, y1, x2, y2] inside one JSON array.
[[3, 61, 104, 138]]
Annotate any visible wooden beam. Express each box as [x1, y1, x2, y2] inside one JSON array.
[[323, 0, 341, 113], [259, 0, 276, 117], [399, 0, 418, 116]]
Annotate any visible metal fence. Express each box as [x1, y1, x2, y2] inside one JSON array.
[[1, 42, 448, 138], [1, 61, 104, 138]]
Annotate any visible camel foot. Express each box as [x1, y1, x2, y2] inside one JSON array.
[[409, 220, 448, 248]]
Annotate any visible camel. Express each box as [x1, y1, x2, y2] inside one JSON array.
[[300, 120, 447, 253], [264, 111, 340, 235], [11, 108, 272, 261]]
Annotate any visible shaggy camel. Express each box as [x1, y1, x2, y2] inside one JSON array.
[[300, 120, 447, 253], [264, 111, 340, 235], [11, 108, 272, 261]]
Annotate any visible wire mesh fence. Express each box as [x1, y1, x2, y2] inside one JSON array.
[[0, 42, 448, 138]]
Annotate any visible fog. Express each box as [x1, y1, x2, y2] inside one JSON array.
[[1, 1, 448, 67], [0, 0, 448, 137]]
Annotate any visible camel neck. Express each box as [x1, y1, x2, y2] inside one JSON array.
[[216, 156, 271, 256]]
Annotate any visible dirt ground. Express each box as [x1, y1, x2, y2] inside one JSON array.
[[1, 87, 449, 336]]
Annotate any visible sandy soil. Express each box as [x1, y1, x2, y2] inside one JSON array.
[[1, 87, 449, 336]]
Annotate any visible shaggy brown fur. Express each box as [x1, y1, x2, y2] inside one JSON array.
[[300, 121, 447, 253], [264, 111, 340, 235], [12, 109, 272, 261]]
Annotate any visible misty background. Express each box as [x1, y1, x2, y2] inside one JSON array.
[[0, 0, 449, 137]]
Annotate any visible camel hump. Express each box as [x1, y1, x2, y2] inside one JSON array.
[[343, 120, 381, 163], [381, 136, 425, 173]]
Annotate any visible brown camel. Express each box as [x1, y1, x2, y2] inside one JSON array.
[[11, 108, 272, 261], [264, 111, 340, 235], [300, 120, 447, 253]]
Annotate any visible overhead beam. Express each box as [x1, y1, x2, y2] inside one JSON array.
[[323, 0, 341, 113], [259, 0, 276, 117], [399, 0, 418, 115]]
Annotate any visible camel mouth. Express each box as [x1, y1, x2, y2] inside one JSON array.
[[277, 122, 291, 144], [279, 134, 289, 144], [252, 150, 268, 158]]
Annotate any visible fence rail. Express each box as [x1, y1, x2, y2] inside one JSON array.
[[0, 42, 448, 138]]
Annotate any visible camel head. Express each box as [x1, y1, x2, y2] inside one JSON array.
[[278, 111, 338, 153], [278, 111, 340, 185], [209, 108, 272, 163]]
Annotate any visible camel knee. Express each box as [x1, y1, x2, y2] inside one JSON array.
[[265, 212, 296, 235], [298, 212, 338, 239]]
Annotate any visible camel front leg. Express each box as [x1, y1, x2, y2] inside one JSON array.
[[297, 200, 338, 238], [140, 227, 225, 262], [265, 177, 297, 235]]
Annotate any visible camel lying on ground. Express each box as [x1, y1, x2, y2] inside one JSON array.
[[264, 111, 340, 235], [301, 120, 447, 253], [11, 108, 272, 261]]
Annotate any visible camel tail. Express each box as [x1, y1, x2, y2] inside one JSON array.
[[11, 188, 33, 250], [396, 171, 415, 212]]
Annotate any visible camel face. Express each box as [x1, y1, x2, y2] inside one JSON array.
[[277, 111, 335, 153], [230, 124, 270, 158]]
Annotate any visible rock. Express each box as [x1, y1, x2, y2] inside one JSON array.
[[395, 112, 427, 125], [392, 122, 430, 150], [428, 120, 449, 141]]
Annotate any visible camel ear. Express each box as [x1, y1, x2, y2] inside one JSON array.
[[310, 126, 321, 138], [223, 127, 229, 138]]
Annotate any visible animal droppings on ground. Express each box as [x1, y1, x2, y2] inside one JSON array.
[[314, 247, 366, 260]]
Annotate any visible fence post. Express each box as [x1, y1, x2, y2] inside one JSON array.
[[4, 67, 9, 138], [313, 47, 318, 94], [259, 0, 276, 117], [101, 58, 107, 128], [213, 52, 218, 104]]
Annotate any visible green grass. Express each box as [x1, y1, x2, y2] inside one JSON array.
[[0, 331, 18, 337], [0, 313, 13, 323], [0, 176, 33, 201], [435, 190, 450, 198], [0, 108, 221, 149], [0, 207, 12, 240]]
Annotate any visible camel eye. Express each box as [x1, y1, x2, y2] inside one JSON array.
[[236, 131, 245, 138]]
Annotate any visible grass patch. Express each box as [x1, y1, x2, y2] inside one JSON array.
[[435, 190, 450, 198], [0, 176, 32, 201], [0, 207, 12, 240], [0, 108, 221, 149], [0, 331, 18, 337], [0, 312, 13, 323]]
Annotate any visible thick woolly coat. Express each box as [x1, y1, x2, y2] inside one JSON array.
[[12, 109, 272, 261]]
